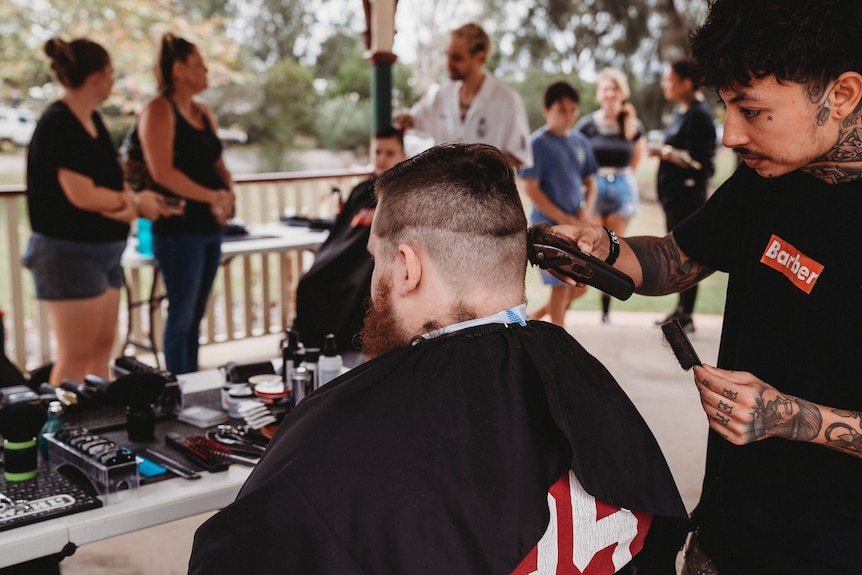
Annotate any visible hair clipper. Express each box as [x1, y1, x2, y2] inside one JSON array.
[[527, 223, 635, 301]]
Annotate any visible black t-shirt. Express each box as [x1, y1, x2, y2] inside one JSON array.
[[26, 101, 129, 242], [675, 164, 862, 574]]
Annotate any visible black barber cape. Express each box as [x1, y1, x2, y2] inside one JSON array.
[[292, 177, 376, 351], [188, 322, 686, 575]]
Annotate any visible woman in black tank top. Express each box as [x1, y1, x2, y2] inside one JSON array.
[[138, 33, 235, 375]]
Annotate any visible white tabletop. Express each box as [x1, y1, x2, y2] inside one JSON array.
[[122, 222, 329, 268]]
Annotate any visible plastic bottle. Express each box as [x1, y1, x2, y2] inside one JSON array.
[[317, 334, 343, 387], [137, 217, 153, 257], [38, 400, 65, 462]]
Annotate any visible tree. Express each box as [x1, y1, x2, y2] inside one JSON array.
[[0, 0, 240, 112], [234, 0, 315, 66], [315, 31, 365, 81], [250, 58, 319, 171]]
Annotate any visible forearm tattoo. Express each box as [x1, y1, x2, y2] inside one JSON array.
[[824, 410, 862, 456], [746, 392, 862, 457], [627, 234, 714, 295], [749, 393, 821, 443]]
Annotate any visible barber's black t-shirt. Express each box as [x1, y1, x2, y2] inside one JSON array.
[[26, 101, 129, 242], [675, 164, 862, 574]]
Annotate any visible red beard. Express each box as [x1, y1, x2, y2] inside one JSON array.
[[360, 278, 410, 360]]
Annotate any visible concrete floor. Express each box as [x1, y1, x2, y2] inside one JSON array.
[[59, 310, 719, 575]]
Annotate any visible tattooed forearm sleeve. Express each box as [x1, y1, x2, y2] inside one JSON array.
[[626, 233, 715, 295], [824, 410, 862, 457]]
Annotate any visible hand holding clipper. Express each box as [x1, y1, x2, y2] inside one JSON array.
[[527, 223, 635, 301]]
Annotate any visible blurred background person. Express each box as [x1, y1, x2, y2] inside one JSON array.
[[138, 33, 235, 375], [520, 81, 598, 327], [648, 57, 716, 333], [21, 37, 176, 387], [576, 67, 645, 324], [293, 125, 407, 364], [394, 23, 532, 168]]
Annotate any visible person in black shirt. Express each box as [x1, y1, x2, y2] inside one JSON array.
[[15, 36, 178, 575], [22, 37, 177, 387], [543, 2, 862, 572], [647, 58, 716, 333], [138, 33, 235, 375]]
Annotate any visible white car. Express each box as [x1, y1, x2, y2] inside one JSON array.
[[0, 107, 36, 148]]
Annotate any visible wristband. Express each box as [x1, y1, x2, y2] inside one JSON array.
[[603, 227, 620, 266]]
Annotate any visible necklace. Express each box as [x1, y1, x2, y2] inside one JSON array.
[[458, 97, 471, 120]]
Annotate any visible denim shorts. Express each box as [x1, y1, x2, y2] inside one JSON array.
[[594, 172, 639, 218], [21, 232, 126, 300]]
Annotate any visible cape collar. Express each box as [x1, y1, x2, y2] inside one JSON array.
[[415, 305, 528, 344]]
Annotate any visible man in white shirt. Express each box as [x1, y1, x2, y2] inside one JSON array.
[[395, 23, 533, 168]]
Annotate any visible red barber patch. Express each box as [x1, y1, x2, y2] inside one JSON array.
[[759, 234, 823, 294]]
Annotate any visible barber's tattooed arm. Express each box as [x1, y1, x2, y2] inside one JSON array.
[[693, 364, 862, 458], [626, 234, 714, 296]]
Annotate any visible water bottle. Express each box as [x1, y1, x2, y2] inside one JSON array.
[[38, 400, 65, 462], [317, 334, 343, 387], [137, 217, 153, 257]]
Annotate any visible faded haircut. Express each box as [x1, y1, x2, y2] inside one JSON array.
[[690, 0, 862, 97], [373, 143, 527, 294]]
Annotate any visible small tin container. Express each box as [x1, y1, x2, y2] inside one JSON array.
[[254, 379, 292, 407], [221, 383, 247, 411], [227, 385, 254, 418], [248, 373, 283, 393]]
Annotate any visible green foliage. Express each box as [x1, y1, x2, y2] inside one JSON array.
[[315, 31, 364, 81], [315, 96, 373, 151], [244, 58, 318, 170], [392, 61, 419, 110], [0, 0, 720, 156], [327, 51, 372, 100], [241, 0, 314, 65]]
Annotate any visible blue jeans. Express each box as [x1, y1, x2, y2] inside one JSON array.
[[153, 233, 222, 375]]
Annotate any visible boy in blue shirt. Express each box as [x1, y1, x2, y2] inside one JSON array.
[[520, 81, 599, 326]]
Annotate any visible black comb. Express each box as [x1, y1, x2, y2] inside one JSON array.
[[661, 320, 702, 371]]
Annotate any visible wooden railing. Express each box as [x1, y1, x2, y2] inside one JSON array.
[[0, 168, 371, 371]]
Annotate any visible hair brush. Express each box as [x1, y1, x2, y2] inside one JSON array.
[[165, 432, 257, 471], [661, 320, 702, 371]]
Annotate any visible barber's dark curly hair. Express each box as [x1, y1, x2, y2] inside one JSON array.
[[690, 0, 862, 97]]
